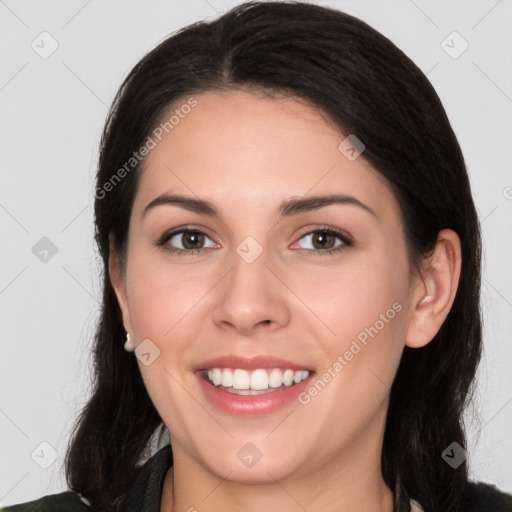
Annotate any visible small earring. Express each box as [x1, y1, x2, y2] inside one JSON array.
[[419, 295, 432, 306], [124, 332, 135, 352]]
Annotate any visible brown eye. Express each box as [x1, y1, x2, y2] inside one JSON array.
[[158, 229, 218, 255], [295, 228, 352, 254], [179, 231, 205, 249], [310, 231, 337, 250]]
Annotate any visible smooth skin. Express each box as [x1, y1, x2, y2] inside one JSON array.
[[109, 89, 461, 512]]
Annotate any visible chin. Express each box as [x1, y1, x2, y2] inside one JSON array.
[[197, 441, 305, 484]]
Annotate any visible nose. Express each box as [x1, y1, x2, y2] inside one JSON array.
[[212, 246, 290, 337]]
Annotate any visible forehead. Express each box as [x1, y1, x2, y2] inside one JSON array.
[[133, 89, 397, 221]]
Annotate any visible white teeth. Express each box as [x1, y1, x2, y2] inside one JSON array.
[[221, 368, 233, 387], [283, 369, 294, 386], [212, 368, 222, 386], [205, 367, 310, 391], [232, 369, 250, 390], [250, 369, 269, 390], [269, 368, 283, 388]]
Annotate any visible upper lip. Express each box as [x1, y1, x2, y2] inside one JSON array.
[[193, 355, 313, 372]]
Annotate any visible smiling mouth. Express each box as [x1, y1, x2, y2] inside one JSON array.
[[202, 367, 311, 395]]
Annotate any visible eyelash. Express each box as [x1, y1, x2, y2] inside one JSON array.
[[156, 225, 353, 257]]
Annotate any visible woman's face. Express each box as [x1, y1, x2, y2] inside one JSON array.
[[112, 89, 420, 483]]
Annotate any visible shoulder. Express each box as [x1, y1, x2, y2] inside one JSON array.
[[461, 481, 512, 511], [1, 445, 173, 512], [0, 491, 92, 512]]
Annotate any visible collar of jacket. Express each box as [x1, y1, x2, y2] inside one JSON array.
[[125, 444, 173, 512]]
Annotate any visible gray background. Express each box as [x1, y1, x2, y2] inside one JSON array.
[[1, 0, 511, 506]]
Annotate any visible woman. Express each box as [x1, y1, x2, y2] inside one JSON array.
[[3, 1, 511, 511]]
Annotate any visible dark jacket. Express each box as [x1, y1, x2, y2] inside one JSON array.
[[2, 445, 511, 511]]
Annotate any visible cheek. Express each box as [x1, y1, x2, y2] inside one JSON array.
[[124, 252, 213, 439], [297, 269, 407, 425], [125, 249, 210, 341], [293, 253, 406, 342], [295, 249, 409, 391]]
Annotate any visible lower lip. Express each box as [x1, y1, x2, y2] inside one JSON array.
[[195, 372, 313, 416]]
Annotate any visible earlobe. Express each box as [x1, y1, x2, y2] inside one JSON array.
[[405, 229, 462, 349]]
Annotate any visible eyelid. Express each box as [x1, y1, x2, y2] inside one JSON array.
[[156, 225, 219, 250], [157, 224, 354, 255], [289, 226, 353, 256], [294, 225, 354, 245], [156, 224, 214, 242]]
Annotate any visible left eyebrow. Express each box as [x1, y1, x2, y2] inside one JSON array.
[[279, 194, 377, 218], [142, 192, 377, 220]]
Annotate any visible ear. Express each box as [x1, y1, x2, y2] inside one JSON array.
[[405, 229, 462, 348], [108, 232, 133, 334]]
